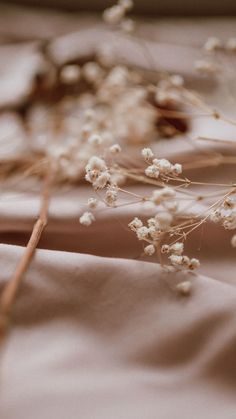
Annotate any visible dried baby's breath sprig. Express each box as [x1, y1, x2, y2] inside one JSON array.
[[60, 64, 81, 84], [176, 280, 192, 296], [2, 1, 236, 340], [203, 37, 222, 52], [87, 197, 98, 209], [79, 211, 95, 226], [103, 0, 134, 30]]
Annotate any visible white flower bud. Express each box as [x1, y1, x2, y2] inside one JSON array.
[[88, 134, 103, 147], [103, 5, 124, 25], [204, 37, 222, 52], [170, 242, 184, 255], [109, 144, 121, 154], [79, 211, 95, 226], [128, 217, 143, 231], [93, 172, 110, 189], [176, 281, 192, 296], [189, 258, 200, 270], [144, 244, 155, 256], [141, 148, 154, 161], [136, 226, 149, 240], [145, 165, 159, 179], [87, 198, 98, 209], [60, 64, 80, 84]]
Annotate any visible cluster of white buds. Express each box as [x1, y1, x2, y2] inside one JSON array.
[[82, 62, 104, 84], [203, 37, 222, 52], [109, 144, 122, 154], [79, 211, 95, 226], [226, 38, 236, 52], [144, 244, 156, 256], [151, 187, 175, 204], [169, 253, 200, 270], [194, 60, 218, 75], [170, 254, 200, 270], [154, 76, 184, 106], [141, 147, 154, 161], [87, 197, 98, 209], [144, 154, 182, 180], [210, 198, 236, 231], [77, 65, 156, 146], [48, 144, 85, 182], [129, 212, 172, 243], [60, 64, 81, 84], [161, 242, 184, 255], [88, 133, 104, 147], [203, 36, 236, 53], [161, 241, 200, 271], [105, 185, 118, 206], [85, 156, 110, 190], [103, 0, 134, 32], [176, 281, 192, 296]]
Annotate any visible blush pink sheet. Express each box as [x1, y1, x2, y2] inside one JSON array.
[[0, 6, 236, 419]]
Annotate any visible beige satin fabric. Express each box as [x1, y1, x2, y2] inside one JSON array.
[[0, 6, 236, 419]]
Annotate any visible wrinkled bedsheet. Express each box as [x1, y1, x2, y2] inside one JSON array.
[[0, 5, 236, 419]]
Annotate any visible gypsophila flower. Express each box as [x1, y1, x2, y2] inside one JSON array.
[[87, 197, 98, 209], [145, 165, 159, 179], [170, 242, 184, 255], [60, 64, 80, 84], [151, 187, 175, 205], [148, 225, 162, 240], [82, 62, 103, 83], [109, 144, 122, 154], [169, 74, 184, 87], [79, 211, 95, 226], [118, 0, 133, 11], [155, 212, 173, 230], [223, 197, 235, 209], [210, 209, 221, 223], [144, 244, 155, 256], [189, 258, 200, 270], [204, 37, 222, 52], [136, 226, 149, 240], [105, 186, 118, 206], [176, 281, 192, 296], [93, 172, 111, 189], [120, 18, 135, 33], [84, 109, 96, 121], [169, 254, 199, 270], [172, 163, 182, 175], [86, 156, 107, 172], [103, 5, 124, 25], [153, 158, 172, 174], [210, 203, 236, 230], [226, 38, 236, 51], [81, 124, 93, 139], [195, 60, 218, 74], [85, 156, 110, 189], [128, 217, 143, 231], [141, 148, 154, 161], [169, 254, 183, 266], [88, 134, 103, 147], [161, 244, 170, 254]]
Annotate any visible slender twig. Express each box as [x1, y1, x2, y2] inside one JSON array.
[[0, 160, 55, 343]]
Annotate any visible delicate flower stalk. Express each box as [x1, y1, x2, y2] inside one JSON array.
[[0, 160, 55, 343]]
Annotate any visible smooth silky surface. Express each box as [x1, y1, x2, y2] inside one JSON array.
[[0, 6, 236, 419]]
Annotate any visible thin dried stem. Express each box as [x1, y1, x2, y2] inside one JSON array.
[[0, 159, 55, 343]]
